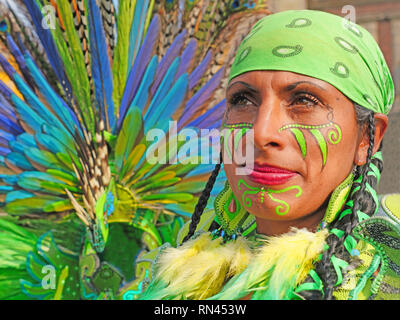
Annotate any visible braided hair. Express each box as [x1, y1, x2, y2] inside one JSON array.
[[300, 104, 383, 300], [182, 152, 223, 242]]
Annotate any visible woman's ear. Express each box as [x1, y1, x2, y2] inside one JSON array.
[[354, 113, 388, 166]]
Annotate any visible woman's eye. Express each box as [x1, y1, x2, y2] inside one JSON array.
[[292, 94, 321, 108], [228, 92, 254, 108]]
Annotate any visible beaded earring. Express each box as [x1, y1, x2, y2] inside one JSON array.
[[213, 181, 256, 240]]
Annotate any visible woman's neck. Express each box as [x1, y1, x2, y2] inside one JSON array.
[[255, 201, 328, 237]]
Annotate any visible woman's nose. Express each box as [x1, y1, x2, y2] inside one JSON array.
[[252, 98, 286, 152]]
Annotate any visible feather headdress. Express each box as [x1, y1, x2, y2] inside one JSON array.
[[0, 0, 270, 299]]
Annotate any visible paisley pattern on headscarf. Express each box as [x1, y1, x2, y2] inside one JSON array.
[[229, 10, 395, 115]]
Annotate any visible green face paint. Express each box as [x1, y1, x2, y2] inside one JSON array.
[[278, 121, 342, 167], [237, 179, 302, 216], [222, 123, 253, 161]]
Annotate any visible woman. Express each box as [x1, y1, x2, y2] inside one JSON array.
[[141, 9, 399, 300]]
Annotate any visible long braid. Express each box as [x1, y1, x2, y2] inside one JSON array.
[[182, 152, 222, 242], [301, 108, 383, 300], [322, 112, 376, 299]]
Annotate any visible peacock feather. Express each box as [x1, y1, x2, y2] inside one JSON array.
[[0, 0, 270, 299]]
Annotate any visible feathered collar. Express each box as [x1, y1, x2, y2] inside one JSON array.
[[141, 227, 328, 300]]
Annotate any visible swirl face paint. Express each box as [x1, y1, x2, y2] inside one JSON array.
[[238, 179, 302, 216], [278, 120, 342, 167]]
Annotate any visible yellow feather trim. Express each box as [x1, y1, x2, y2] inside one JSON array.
[[250, 228, 328, 297], [152, 228, 328, 300], [155, 232, 252, 299]]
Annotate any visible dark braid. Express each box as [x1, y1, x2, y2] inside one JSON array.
[[301, 106, 383, 300], [182, 152, 222, 242]]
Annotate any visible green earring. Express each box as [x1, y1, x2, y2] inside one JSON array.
[[321, 171, 354, 225]]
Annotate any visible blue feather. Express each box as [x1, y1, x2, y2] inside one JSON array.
[[16, 133, 37, 148], [7, 68, 74, 142], [0, 137, 8, 147], [186, 99, 226, 129], [144, 57, 180, 122], [23, 147, 59, 170], [41, 124, 76, 155], [189, 50, 212, 90], [129, 55, 158, 112], [87, 0, 116, 132], [5, 152, 35, 171], [0, 93, 16, 117], [0, 186, 14, 193], [151, 30, 187, 96], [10, 95, 46, 133], [19, 171, 64, 184], [178, 67, 225, 127], [0, 53, 62, 133], [0, 174, 19, 185], [5, 190, 33, 204], [0, 128, 16, 142], [9, 140, 27, 154], [22, 0, 72, 96], [5, 32, 36, 90], [145, 73, 188, 132], [176, 39, 197, 81], [23, 54, 82, 135], [0, 53, 16, 77], [118, 15, 160, 129], [0, 79, 12, 100], [128, 0, 150, 72], [0, 146, 10, 157], [0, 21, 6, 32], [12, 73, 64, 130], [35, 133, 68, 155], [0, 113, 23, 136]]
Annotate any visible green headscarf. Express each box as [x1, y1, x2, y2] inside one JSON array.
[[229, 10, 395, 115]]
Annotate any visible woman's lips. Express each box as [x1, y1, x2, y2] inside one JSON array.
[[246, 163, 298, 185]]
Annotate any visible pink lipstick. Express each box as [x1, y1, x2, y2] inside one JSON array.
[[247, 163, 298, 186]]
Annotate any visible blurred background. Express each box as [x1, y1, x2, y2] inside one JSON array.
[[268, 0, 399, 194]]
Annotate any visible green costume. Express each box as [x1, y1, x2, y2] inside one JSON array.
[[141, 10, 400, 300]]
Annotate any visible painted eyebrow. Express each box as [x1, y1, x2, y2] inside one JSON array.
[[284, 81, 327, 92], [227, 81, 258, 93]]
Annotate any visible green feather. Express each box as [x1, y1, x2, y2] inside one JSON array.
[[132, 171, 177, 189], [115, 106, 143, 173], [5, 196, 67, 215], [119, 143, 146, 180], [46, 169, 79, 186], [113, 0, 137, 108], [138, 178, 181, 193], [43, 199, 74, 213], [53, 0, 93, 133], [161, 180, 206, 194], [141, 193, 194, 203]]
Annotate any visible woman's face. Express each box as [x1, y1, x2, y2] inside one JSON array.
[[223, 70, 363, 230]]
